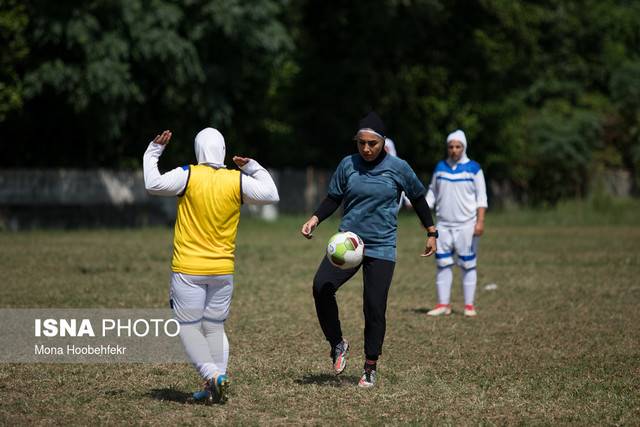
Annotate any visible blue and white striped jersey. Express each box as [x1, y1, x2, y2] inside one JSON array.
[[426, 159, 488, 227]]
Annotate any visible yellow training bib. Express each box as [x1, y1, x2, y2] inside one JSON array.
[[171, 165, 242, 275]]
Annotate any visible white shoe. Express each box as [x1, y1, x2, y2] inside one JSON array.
[[464, 305, 477, 317], [427, 304, 452, 316]]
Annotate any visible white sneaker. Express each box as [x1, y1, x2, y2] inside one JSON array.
[[464, 305, 477, 317], [427, 304, 452, 316]]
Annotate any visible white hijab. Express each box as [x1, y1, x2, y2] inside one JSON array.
[[194, 127, 226, 168], [446, 129, 469, 167]]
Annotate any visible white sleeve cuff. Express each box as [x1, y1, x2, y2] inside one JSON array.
[[239, 159, 263, 176]]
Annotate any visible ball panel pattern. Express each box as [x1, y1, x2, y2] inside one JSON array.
[[326, 231, 365, 270]]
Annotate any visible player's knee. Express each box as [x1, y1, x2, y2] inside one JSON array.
[[177, 321, 200, 339], [457, 258, 477, 270], [436, 257, 454, 268], [456, 254, 477, 270], [203, 309, 227, 324], [202, 316, 225, 334], [312, 277, 335, 298], [313, 281, 328, 300], [173, 306, 204, 325], [363, 306, 386, 324]]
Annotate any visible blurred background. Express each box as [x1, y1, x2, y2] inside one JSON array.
[[1, 0, 639, 228]]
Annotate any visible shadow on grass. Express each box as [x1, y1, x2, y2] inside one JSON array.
[[148, 387, 192, 404], [409, 307, 460, 316], [295, 373, 360, 387]]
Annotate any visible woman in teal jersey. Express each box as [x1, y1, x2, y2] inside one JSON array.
[[300, 112, 438, 388]]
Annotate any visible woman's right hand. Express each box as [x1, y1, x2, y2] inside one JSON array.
[[301, 216, 319, 239]]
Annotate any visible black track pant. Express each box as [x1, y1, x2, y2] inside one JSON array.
[[312, 255, 395, 361]]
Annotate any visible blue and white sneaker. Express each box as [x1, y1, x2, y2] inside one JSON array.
[[193, 374, 231, 404], [207, 374, 230, 404]]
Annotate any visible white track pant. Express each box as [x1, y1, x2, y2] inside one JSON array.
[[434, 224, 479, 305], [170, 272, 233, 381]]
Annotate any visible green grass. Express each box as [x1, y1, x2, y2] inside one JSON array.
[[1, 205, 640, 425]]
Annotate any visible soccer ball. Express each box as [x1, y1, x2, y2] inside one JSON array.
[[326, 231, 364, 269]]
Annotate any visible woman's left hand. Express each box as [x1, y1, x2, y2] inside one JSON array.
[[420, 236, 437, 257], [233, 156, 250, 167], [153, 130, 172, 145]]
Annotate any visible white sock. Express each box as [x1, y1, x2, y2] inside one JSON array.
[[436, 266, 453, 305], [203, 320, 229, 375], [462, 268, 477, 306], [179, 323, 219, 380]]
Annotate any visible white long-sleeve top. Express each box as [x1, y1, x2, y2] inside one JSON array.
[[143, 142, 279, 204], [426, 158, 487, 228]]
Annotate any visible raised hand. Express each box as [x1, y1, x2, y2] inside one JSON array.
[[232, 156, 250, 167], [153, 130, 172, 145]]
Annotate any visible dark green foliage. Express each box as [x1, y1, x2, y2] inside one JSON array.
[[517, 102, 602, 204], [0, 0, 292, 168], [0, 0, 639, 204], [0, 0, 29, 121], [609, 60, 640, 192]]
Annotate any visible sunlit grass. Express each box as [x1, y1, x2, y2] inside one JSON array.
[[1, 206, 639, 424]]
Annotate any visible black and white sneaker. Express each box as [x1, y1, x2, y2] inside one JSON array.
[[358, 366, 377, 388], [331, 339, 349, 375]]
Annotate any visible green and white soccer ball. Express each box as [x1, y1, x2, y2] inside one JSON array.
[[326, 231, 364, 269]]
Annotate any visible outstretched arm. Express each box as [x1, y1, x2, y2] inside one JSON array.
[[301, 158, 345, 239], [233, 156, 279, 205], [143, 130, 189, 196]]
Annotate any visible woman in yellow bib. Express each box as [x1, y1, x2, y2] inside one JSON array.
[[143, 128, 279, 403]]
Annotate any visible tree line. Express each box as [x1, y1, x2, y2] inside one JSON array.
[[1, 0, 639, 204]]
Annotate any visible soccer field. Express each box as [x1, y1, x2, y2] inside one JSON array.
[[1, 205, 639, 425]]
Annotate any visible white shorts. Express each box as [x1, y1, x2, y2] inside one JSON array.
[[435, 223, 479, 269], [169, 272, 234, 325]]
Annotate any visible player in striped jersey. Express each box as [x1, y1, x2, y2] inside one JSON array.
[[426, 130, 487, 317]]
